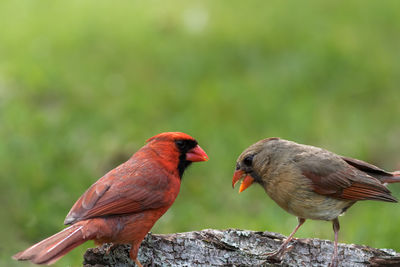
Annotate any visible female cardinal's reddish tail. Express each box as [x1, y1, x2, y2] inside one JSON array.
[[13, 223, 88, 265], [13, 132, 208, 266]]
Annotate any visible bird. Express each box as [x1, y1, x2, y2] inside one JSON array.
[[13, 132, 209, 266], [232, 137, 400, 267]]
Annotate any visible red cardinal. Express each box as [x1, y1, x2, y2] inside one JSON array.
[[13, 132, 208, 266]]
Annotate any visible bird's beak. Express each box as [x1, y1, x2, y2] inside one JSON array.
[[232, 169, 254, 193], [186, 145, 209, 162]]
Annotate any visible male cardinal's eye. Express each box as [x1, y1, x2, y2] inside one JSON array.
[[175, 140, 186, 150], [243, 155, 253, 166]]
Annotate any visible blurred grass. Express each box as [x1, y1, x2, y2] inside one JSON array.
[[1, 0, 400, 266]]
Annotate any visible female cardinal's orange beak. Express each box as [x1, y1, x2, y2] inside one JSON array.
[[232, 170, 254, 193], [186, 145, 209, 162]]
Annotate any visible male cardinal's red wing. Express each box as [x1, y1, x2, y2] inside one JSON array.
[[64, 160, 173, 225], [296, 152, 398, 203]]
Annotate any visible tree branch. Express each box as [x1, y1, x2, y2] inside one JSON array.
[[83, 229, 400, 266]]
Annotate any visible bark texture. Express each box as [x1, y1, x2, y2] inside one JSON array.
[[83, 229, 400, 267]]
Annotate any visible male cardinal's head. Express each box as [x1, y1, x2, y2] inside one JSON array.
[[147, 132, 209, 177], [232, 137, 281, 192]]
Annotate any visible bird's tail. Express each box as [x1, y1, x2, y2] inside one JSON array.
[[13, 223, 88, 265], [381, 171, 400, 184]]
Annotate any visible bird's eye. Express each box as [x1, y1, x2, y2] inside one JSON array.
[[175, 140, 186, 150], [243, 155, 254, 166]]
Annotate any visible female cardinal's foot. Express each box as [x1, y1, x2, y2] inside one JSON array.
[[328, 256, 339, 267], [265, 252, 284, 263], [263, 218, 305, 264], [263, 245, 292, 263]]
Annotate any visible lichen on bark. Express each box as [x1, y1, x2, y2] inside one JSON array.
[[83, 229, 400, 267]]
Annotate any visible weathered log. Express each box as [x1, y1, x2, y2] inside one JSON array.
[[83, 229, 400, 266]]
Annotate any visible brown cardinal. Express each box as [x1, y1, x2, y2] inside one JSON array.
[[13, 132, 208, 266], [232, 137, 400, 267]]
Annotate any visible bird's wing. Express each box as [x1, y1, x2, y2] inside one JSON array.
[[340, 156, 400, 183], [296, 151, 397, 203], [64, 159, 176, 225], [340, 156, 391, 175]]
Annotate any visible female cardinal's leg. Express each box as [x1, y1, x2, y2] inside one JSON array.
[[329, 218, 340, 267], [266, 217, 306, 263]]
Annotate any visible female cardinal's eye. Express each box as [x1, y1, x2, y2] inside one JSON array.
[[243, 155, 254, 166]]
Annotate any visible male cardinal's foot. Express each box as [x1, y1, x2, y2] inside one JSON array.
[[135, 259, 143, 267], [105, 243, 116, 255]]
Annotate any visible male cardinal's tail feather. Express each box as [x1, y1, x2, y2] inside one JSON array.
[[13, 223, 87, 265]]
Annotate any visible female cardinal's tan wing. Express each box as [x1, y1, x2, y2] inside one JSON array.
[[295, 150, 397, 203], [64, 159, 176, 225], [340, 156, 390, 175], [340, 156, 399, 183]]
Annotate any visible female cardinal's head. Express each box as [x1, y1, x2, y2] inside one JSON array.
[[147, 132, 209, 178], [232, 137, 281, 192]]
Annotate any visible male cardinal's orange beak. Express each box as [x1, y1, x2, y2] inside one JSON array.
[[186, 145, 209, 162], [232, 169, 254, 193]]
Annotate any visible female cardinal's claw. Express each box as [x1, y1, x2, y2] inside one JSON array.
[[264, 252, 283, 263], [263, 249, 288, 263]]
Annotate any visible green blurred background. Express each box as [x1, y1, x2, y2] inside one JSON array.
[[1, 0, 400, 266]]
